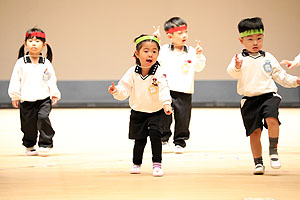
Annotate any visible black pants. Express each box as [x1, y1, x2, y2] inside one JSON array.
[[162, 91, 192, 147], [20, 97, 55, 148], [133, 129, 162, 165]]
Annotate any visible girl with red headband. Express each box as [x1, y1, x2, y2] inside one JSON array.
[[8, 27, 61, 157], [108, 34, 173, 177]]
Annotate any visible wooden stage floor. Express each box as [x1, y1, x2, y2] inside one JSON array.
[[0, 108, 299, 200]]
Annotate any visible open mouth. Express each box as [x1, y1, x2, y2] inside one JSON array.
[[146, 59, 152, 63]]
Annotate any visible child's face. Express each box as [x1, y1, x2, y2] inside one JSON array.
[[24, 37, 46, 55], [239, 34, 264, 53], [135, 41, 159, 68], [168, 28, 188, 47]]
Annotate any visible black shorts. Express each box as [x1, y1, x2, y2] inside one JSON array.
[[129, 109, 164, 140], [240, 92, 281, 136]]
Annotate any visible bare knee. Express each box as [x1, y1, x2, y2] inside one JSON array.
[[265, 117, 279, 127]]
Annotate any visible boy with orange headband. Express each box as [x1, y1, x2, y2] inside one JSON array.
[[154, 17, 206, 154], [227, 17, 300, 175]]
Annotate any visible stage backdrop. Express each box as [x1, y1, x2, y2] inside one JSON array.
[[1, 0, 299, 107]]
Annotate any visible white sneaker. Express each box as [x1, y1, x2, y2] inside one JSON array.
[[153, 167, 163, 177], [25, 147, 39, 156], [270, 154, 281, 169], [162, 142, 172, 153], [174, 145, 184, 154], [39, 147, 51, 157], [253, 164, 265, 175], [130, 165, 141, 174]]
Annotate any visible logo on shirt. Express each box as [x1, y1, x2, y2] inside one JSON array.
[[148, 78, 159, 95], [182, 60, 192, 73], [263, 60, 272, 73]]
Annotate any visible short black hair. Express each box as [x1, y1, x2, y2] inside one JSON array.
[[164, 17, 187, 32], [238, 17, 264, 33]]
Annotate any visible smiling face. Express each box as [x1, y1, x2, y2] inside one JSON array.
[[239, 33, 264, 54], [134, 41, 159, 68]]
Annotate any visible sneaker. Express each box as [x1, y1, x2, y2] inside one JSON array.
[[130, 165, 141, 174], [153, 167, 163, 177], [270, 154, 281, 169], [25, 147, 39, 156], [162, 142, 172, 153], [253, 164, 265, 175], [174, 145, 184, 154], [39, 147, 51, 157]]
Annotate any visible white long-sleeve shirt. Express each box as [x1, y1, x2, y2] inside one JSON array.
[[227, 51, 299, 97], [158, 44, 206, 94], [8, 57, 61, 101], [113, 64, 172, 113]]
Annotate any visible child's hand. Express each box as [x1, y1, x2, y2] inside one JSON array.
[[108, 82, 117, 95], [12, 100, 18, 108], [297, 77, 300, 85], [280, 60, 298, 69], [153, 25, 161, 41], [51, 96, 59, 106], [195, 40, 203, 55], [163, 104, 173, 115], [235, 54, 243, 69]]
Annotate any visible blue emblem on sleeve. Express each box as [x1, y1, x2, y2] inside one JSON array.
[[263, 60, 272, 72]]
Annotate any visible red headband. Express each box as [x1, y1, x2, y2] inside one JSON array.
[[26, 32, 46, 39], [167, 25, 187, 34]]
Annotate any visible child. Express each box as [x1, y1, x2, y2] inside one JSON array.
[[8, 28, 61, 157], [227, 17, 300, 175], [280, 53, 300, 69], [108, 35, 172, 177], [153, 17, 206, 153]]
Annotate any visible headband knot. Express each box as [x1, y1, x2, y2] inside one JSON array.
[[135, 36, 159, 46]]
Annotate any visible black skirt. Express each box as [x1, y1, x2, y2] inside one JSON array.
[[129, 109, 164, 140]]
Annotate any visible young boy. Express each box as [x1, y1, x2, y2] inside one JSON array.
[[154, 17, 206, 153], [227, 17, 300, 175]]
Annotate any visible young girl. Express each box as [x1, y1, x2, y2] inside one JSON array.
[[108, 35, 173, 177], [8, 28, 61, 157]]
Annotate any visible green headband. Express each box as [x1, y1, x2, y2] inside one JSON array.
[[135, 36, 159, 46], [240, 29, 264, 38]]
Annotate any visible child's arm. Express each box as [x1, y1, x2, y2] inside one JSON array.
[[157, 69, 173, 115], [108, 68, 133, 101], [280, 53, 300, 69], [8, 61, 22, 108], [193, 41, 206, 72], [47, 63, 61, 101], [227, 54, 243, 79], [163, 104, 173, 115], [153, 26, 161, 41], [272, 58, 299, 88]]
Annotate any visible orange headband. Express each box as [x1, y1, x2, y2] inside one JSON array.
[[167, 25, 187, 34], [26, 32, 46, 38]]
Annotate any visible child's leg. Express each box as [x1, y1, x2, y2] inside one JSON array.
[[250, 128, 262, 160], [37, 98, 55, 148], [265, 117, 279, 154], [162, 114, 172, 142], [173, 92, 192, 148], [20, 102, 38, 148], [149, 129, 162, 163], [133, 138, 147, 165]]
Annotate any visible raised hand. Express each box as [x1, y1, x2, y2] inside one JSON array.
[[153, 25, 161, 41], [235, 54, 243, 69], [280, 60, 298, 70], [195, 40, 203, 55], [108, 82, 117, 94]]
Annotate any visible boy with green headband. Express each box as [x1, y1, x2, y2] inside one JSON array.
[[227, 17, 300, 175]]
